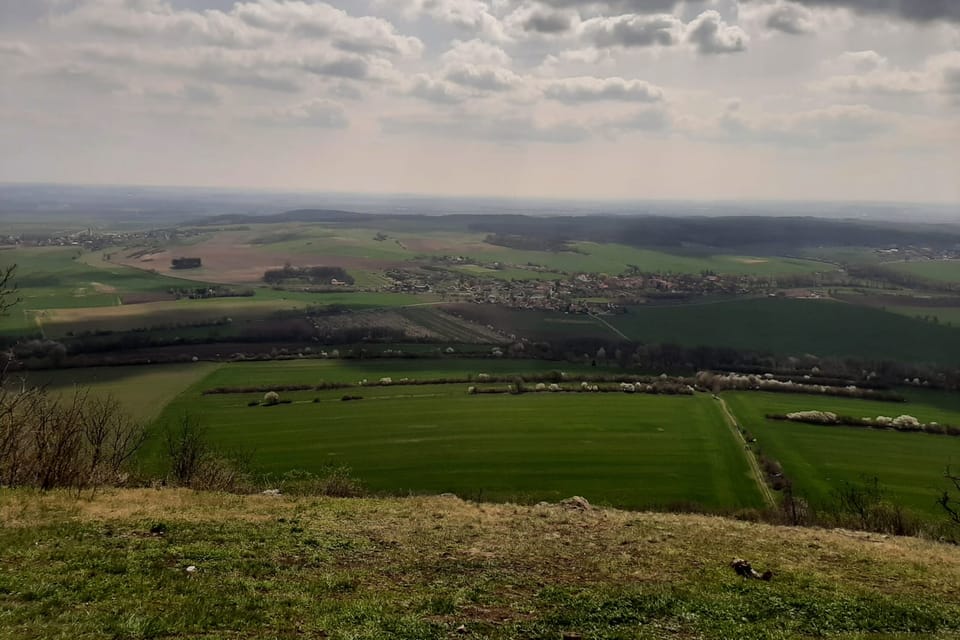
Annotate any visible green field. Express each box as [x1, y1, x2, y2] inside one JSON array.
[[887, 259, 960, 283], [23, 362, 219, 421], [253, 226, 829, 277], [608, 298, 960, 364], [145, 360, 763, 510], [725, 391, 960, 516]]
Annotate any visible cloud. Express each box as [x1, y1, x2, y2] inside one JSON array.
[[764, 2, 816, 34], [581, 13, 684, 48], [816, 51, 960, 97], [686, 10, 749, 54], [543, 76, 663, 103], [444, 63, 522, 91], [0, 41, 31, 57], [53, 1, 423, 56], [408, 74, 468, 103], [742, 0, 960, 23], [385, 0, 506, 40], [256, 98, 349, 128], [441, 39, 511, 66], [720, 102, 894, 146]]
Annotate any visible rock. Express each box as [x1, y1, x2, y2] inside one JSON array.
[[455, 624, 468, 634], [261, 489, 282, 496], [560, 496, 591, 512], [185, 565, 197, 574]]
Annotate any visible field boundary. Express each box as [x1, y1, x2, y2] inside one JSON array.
[[716, 395, 776, 509]]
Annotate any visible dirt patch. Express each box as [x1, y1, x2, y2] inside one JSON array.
[[90, 282, 118, 293]]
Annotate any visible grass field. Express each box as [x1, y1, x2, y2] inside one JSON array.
[[608, 298, 960, 364], [4, 489, 960, 639], [146, 360, 763, 510], [247, 226, 830, 277], [887, 259, 960, 283], [21, 362, 220, 421], [724, 391, 960, 516]]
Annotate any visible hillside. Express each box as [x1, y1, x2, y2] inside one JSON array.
[[3, 490, 960, 639]]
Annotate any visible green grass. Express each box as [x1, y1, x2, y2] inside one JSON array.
[[255, 227, 829, 277], [147, 361, 763, 510], [887, 260, 960, 283], [22, 363, 220, 421], [608, 298, 960, 364], [724, 391, 960, 516], [2, 489, 960, 639]]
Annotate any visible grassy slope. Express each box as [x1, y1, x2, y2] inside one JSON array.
[[2, 489, 960, 639], [724, 391, 960, 515], [609, 298, 960, 364], [21, 362, 219, 421], [151, 370, 763, 510]]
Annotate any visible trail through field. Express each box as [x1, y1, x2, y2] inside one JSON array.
[[588, 313, 631, 341], [716, 396, 776, 509]]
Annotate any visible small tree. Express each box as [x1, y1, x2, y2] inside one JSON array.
[[264, 391, 280, 405], [939, 466, 960, 526], [0, 264, 18, 317]]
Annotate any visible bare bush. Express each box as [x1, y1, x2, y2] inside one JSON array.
[[163, 414, 251, 492], [0, 384, 145, 490]]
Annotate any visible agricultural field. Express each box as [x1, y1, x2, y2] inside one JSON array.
[[145, 359, 764, 510], [22, 362, 218, 421], [443, 304, 621, 341], [110, 224, 832, 285], [607, 298, 960, 364], [724, 391, 960, 517], [886, 259, 960, 284]]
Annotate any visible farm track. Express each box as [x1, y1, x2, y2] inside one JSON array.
[[716, 395, 777, 509], [588, 313, 631, 342]]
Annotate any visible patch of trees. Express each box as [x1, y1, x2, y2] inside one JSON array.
[[768, 411, 960, 437], [483, 233, 576, 253], [171, 257, 202, 270], [263, 264, 354, 285], [169, 286, 254, 300]]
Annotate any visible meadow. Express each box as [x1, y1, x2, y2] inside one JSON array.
[[724, 391, 960, 517], [144, 359, 764, 511], [887, 259, 960, 284], [608, 298, 960, 364], [23, 362, 218, 421]]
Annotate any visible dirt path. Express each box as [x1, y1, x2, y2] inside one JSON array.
[[715, 395, 777, 509], [588, 313, 631, 342]]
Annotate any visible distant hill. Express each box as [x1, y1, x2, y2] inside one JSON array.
[[194, 208, 960, 253]]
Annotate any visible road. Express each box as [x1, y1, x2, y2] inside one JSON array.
[[715, 395, 777, 509]]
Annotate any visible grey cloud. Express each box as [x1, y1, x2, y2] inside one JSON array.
[[686, 10, 748, 54], [720, 103, 893, 146], [37, 64, 126, 93], [523, 10, 574, 34], [408, 74, 466, 103], [0, 41, 30, 57], [544, 76, 663, 103], [765, 3, 815, 34], [613, 106, 672, 131], [444, 63, 520, 91], [744, 0, 960, 22], [583, 13, 683, 48], [304, 56, 370, 80]]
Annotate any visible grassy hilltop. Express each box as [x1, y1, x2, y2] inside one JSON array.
[[2, 489, 960, 639]]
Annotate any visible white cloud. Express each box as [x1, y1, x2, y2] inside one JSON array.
[[686, 10, 749, 54], [543, 76, 663, 103]]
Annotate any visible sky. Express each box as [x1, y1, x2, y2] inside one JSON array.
[[1, 0, 959, 203]]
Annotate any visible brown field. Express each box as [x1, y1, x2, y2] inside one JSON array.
[[113, 231, 411, 285]]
